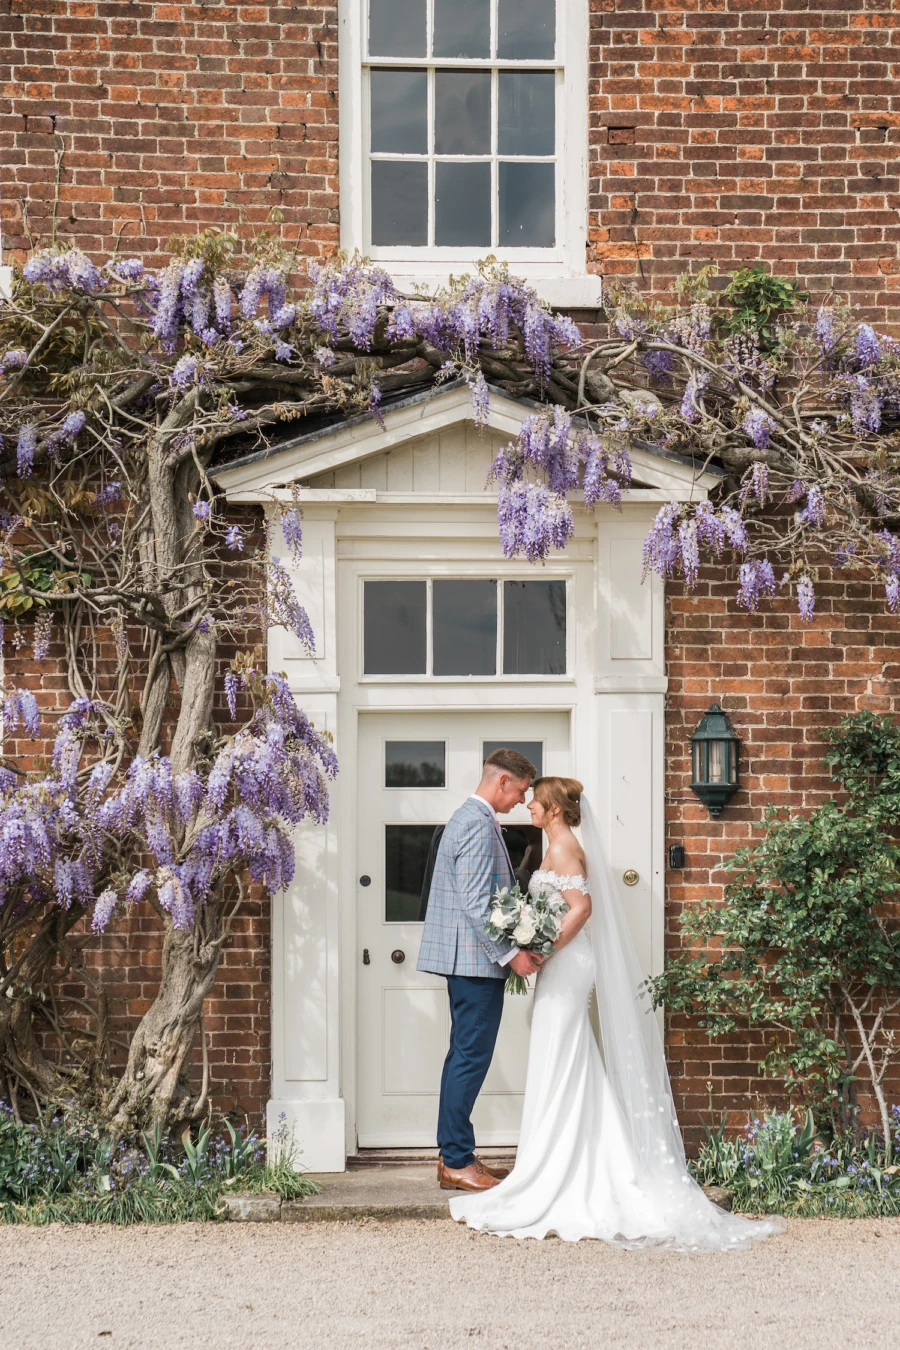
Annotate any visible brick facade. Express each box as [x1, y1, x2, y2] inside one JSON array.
[[2, 1, 898, 1138]]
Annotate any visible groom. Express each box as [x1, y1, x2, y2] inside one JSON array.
[[417, 747, 539, 1192]]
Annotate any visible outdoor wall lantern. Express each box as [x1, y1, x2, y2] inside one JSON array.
[[689, 703, 741, 817]]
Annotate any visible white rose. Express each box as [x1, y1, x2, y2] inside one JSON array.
[[512, 919, 536, 946]]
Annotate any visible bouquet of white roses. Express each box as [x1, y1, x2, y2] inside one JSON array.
[[485, 882, 568, 994]]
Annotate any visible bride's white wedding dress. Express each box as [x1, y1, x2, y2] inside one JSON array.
[[450, 854, 783, 1251]]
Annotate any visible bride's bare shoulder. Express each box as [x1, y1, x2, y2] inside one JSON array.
[[543, 836, 587, 879]]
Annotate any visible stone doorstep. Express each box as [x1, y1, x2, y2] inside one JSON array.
[[221, 1167, 733, 1222]]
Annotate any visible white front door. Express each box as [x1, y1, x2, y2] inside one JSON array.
[[357, 710, 570, 1148]]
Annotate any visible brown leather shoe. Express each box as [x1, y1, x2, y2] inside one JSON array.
[[475, 1156, 510, 1181], [438, 1158, 501, 1192]]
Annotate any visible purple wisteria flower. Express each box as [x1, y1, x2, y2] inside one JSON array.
[[497, 483, 574, 561], [24, 248, 101, 294], [16, 423, 37, 477], [224, 672, 239, 721], [269, 556, 316, 650], [855, 323, 881, 368], [274, 340, 293, 362], [1, 349, 28, 371], [240, 264, 287, 323], [742, 406, 777, 450], [800, 484, 826, 527], [814, 305, 838, 358], [3, 688, 40, 739], [281, 508, 303, 564], [107, 257, 144, 282], [737, 558, 776, 611], [33, 611, 51, 663], [225, 524, 244, 551], [848, 376, 882, 436], [92, 888, 119, 932], [192, 500, 211, 521], [797, 574, 816, 622], [469, 370, 490, 428], [172, 354, 200, 389]]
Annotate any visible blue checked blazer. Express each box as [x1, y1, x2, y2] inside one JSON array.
[[417, 797, 516, 978]]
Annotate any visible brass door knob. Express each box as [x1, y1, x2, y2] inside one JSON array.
[[622, 869, 639, 887], [391, 949, 406, 964]]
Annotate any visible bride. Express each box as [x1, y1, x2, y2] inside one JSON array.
[[450, 776, 783, 1251]]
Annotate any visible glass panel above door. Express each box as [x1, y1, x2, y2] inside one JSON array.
[[482, 740, 543, 779], [503, 580, 566, 675], [385, 741, 446, 787], [385, 824, 439, 922], [364, 581, 427, 673], [432, 579, 497, 676]]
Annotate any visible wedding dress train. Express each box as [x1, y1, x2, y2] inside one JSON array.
[[450, 849, 783, 1251]]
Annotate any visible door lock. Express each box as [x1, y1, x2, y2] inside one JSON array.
[[362, 949, 370, 965]]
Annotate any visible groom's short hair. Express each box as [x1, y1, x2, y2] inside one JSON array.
[[483, 747, 536, 783]]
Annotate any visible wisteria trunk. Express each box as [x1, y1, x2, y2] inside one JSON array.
[[105, 913, 223, 1137]]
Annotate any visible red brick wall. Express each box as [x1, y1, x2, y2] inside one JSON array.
[[1, 0, 339, 266], [590, 0, 900, 320], [664, 565, 900, 1150]]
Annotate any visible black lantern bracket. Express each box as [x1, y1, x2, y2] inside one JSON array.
[[689, 703, 741, 817]]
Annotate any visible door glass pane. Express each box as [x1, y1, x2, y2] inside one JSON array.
[[498, 73, 555, 156], [385, 824, 438, 921], [385, 741, 446, 787], [364, 580, 427, 673], [499, 162, 555, 247], [371, 69, 427, 153], [369, 0, 426, 56], [501, 824, 544, 887], [497, 0, 555, 58], [371, 161, 428, 246], [435, 162, 491, 246], [482, 740, 543, 779], [503, 580, 566, 674], [433, 579, 497, 676], [433, 0, 489, 58], [434, 71, 491, 155]]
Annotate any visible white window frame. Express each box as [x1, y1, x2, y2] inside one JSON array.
[[338, 0, 595, 306]]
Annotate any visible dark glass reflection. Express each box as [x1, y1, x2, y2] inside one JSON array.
[[433, 0, 489, 57], [498, 72, 555, 156], [435, 162, 491, 246], [386, 824, 438, 921], [433, 579, 497, 675], [434, 71, 491, 154], [499, 162, 555, 247], [497, 0, 555, 58], [371, 161, 428, 246], [385, 741, 446, 787], [370, 69, 427, 154], [503, 580, 566, 674], [501, 824, 545, 889], [482, 741, 543, 779], [364, 580, 427, 673], [369, 0, 427, 56]]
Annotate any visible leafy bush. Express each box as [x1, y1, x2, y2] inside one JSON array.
[[0, 1104, 317, 1224], [651, 711, 900, 1151], [693, 1101, 900, 1217]]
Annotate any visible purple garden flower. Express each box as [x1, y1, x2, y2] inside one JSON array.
[[192, 500, 211, 521], [797, 574, 816, 621], [737, 558, 776, 611], [16, 423, 37, 477], [854, 323, 881, 368], [225, 524, 244, 551], [742, 406, 777, 450]]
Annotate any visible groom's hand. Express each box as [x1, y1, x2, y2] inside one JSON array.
[[509, 951, 539, 977]]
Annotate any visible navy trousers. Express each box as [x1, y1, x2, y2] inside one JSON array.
[[437, 974, 505, 1170]]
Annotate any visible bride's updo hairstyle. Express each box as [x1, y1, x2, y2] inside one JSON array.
[[531, 776, 583, 827]]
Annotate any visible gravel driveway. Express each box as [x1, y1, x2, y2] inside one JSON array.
[[0, 1217, 895, 1350]]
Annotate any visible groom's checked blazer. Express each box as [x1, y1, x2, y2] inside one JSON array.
[[417, 797, 516, 978]]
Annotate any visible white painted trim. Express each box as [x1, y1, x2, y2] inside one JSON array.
[[339, 0, 591, 292], [215, 384, 722, 499], [594, 675, 669, 694]]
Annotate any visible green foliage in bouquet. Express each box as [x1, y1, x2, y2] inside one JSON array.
[[485, 883, 567, 994]]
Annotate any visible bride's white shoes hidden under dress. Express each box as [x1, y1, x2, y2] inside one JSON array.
[[450, 866, 783, 1251]]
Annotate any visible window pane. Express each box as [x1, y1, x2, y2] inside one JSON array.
[[482, 741, 543, 778], [503, 580, 566, 674], [371, 69, 427, 154], [433, 579, 497, 676], [369, 0, 426, 56], [386, 824, 438, 921], [497, 0, 555, 58], [385, 741, 446, 787], [498, 72, 555, 156], [371, 161, 428, 245], [364, 580, 427, 673], [435, 162, 491, 246], [434, 71, 491, 155], [433, 0, 489, 57], [499, 162, 555, 247]]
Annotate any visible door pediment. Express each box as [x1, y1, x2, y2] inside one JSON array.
[[213, 381, 723, 503]]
